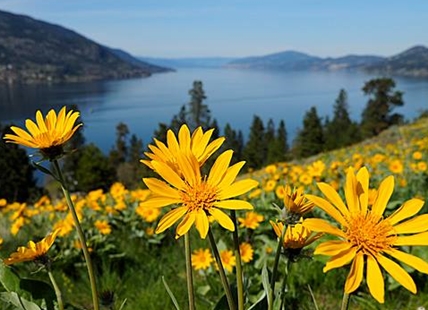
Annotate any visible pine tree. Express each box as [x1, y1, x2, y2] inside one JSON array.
[[109, 122, 129, 167], [170, 105, 187, 133], [222, 123, 244, 164], [117, 134, 145, 189], [360, 78, 404, 138], [325, 89, 360, 150], [187, 80, 211, 130], [293, 106, 325, 158], [243, 115, 266, 170], [267, 119, 289, 163]]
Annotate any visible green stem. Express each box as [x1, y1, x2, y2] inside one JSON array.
[[279, 259, 291, 310], [230, 211, 244, 310], [341, 292, 350, 310], [269, 223, 287, 310], [48, 271, 64, 310], [208, 228, 236, 310], [52, 160, 99, 310], [184, 233, 195, 310]]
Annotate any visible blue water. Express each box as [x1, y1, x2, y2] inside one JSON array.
[[1, 68, 427, 153]]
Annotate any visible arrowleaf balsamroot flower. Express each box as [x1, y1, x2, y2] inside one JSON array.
[[141, 150, 258, 239], [4, 228, 61, 265], [4, 106, 82, 159], [304, 166, 428, 303], [141, 124, 225, 173]]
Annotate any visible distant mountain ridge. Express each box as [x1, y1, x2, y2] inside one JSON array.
[[138, 57, 236, 68], [226, 46, 428, 77], [0, 10, 170, 84]]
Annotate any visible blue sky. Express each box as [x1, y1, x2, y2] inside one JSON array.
[[1, 0, 427, 58]]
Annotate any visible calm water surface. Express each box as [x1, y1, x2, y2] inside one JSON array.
[[1, 68, 427, 153]]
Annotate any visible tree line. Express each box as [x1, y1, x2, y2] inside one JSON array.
[[0, 77, 413, 202]]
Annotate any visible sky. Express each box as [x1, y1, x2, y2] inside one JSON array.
[[1, 0, 427, 58]]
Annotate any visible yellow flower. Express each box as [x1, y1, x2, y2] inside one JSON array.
[[191, 248, 214, 271], [239, 242, 254, 263], [238, 211, 264, 229], [305, 166, 428, 303], [417, 161, 427, 172], [413, 151, 423, 160], [263, 179, 277, 192], [219, 250, 236, 273], [136, 203, 161, 222], [270, 220, 321, 250], [299, 173, 313, 185], [280, 185, 314, 217], [4, 106, 81, 159], [307, 160, 325, 178], [389, 159, 404, 174], [141, 150, 258, 239], [4, 228, 61, 265], [141, 124, 225, 173], [94, 220, 112, 235]]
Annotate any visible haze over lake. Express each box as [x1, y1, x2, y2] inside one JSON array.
[[1, 68, 427, 153]]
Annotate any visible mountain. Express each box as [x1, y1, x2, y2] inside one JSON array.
[[364, 45, 428, 77], [0, 10, 170, 84], [108, 48, 172, 73], [227, 50, 385, 71], [138, 57, 236, 69]]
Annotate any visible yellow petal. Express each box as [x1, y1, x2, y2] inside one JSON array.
[[303, 218, 347, 238], [366, 254, 384, 303], [314, 240, 352, 256], [178, 125, 191, 151], [344, 167, 359, 213], [217, 161, 246, 189], [384, 248, 428, 274], [208, 150, 233, 186], [376, 254, 416, 294], [10, 126, 33, 141], [209, 208, 234, 231], [394, 232, 428, 246], [143, 178, 180, 199], [176, 153, 198, 186], [194, 210, 209, 239], [323, 246, 357, 272], [306, 195, 347, 226], [156, 207, 188, 234], [139, 197, 181, 208], [391, 214, 428, 235], [166, 129, 180, 154], [199, 137, 225, 164], [152, 161, 187, 191], [175, 212, 196, 238], [25, 119, 41, 137], [214, 200, 254, 210], [344, 251, 364, 294], [356, 167, 369, 215], [371, 175, 394, 218], [317, 182, 349, 218], [218, 179, 258, 200], [386, 199, 425, 225]]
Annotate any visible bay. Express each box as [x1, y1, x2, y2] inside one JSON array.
[[1, 68, 427, 153]]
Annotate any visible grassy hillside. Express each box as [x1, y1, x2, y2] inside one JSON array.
[[0, 117, 427, 309]]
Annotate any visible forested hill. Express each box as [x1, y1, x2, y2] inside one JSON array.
[[0, 10, 170, 84], [226, 46, 428, 78]]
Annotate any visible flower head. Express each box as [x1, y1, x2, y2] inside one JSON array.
[[141, 124, 225, 174], [191, 248, 214, 271], [94, 220, 112, 235], [238, 211, 264, 229], [277, 185, 314, 223], [4, 107, 81, 159], [305, 167, 428, 303], [141, 150, 258, 239], [219, 250, 236, 273], [4, 228, 61, 265], [239, 242, 254, 263]]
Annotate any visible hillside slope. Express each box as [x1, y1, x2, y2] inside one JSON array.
[[0, 10, 169, 83]]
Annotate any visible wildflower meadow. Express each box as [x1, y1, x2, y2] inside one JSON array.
[[0, 106, 428, 310]]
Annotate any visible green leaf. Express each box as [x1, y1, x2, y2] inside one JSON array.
[[248, 291, 267, 310], [0, 292, 41, 310], [261, 263, 272, 310], [20, 279, 56, 310], [161, 276, 181, 310], [0, 263, 21, 292]]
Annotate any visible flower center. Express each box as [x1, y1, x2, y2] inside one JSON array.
[[181, 182, 217, 212], [346, 213, 395, 255]]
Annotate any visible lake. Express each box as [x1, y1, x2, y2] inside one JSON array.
[[1, 68, 427, 153]]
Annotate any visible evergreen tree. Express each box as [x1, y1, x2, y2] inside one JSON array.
[[187, 80, 211, 130], [75, 144, 115, 192], [109, 122, 129, 167], [153, 122, 169, 142], [293, 106, 325, 158], [324, 89, 360, 150], [267, 119, 289, 163], [243, 115, 266, 170], [0, 124, 39, 202], [222, 123, 244, 164], [117, 134, 145, 189], [170, 105, 187, 133], [360, 78, 404, 138]]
